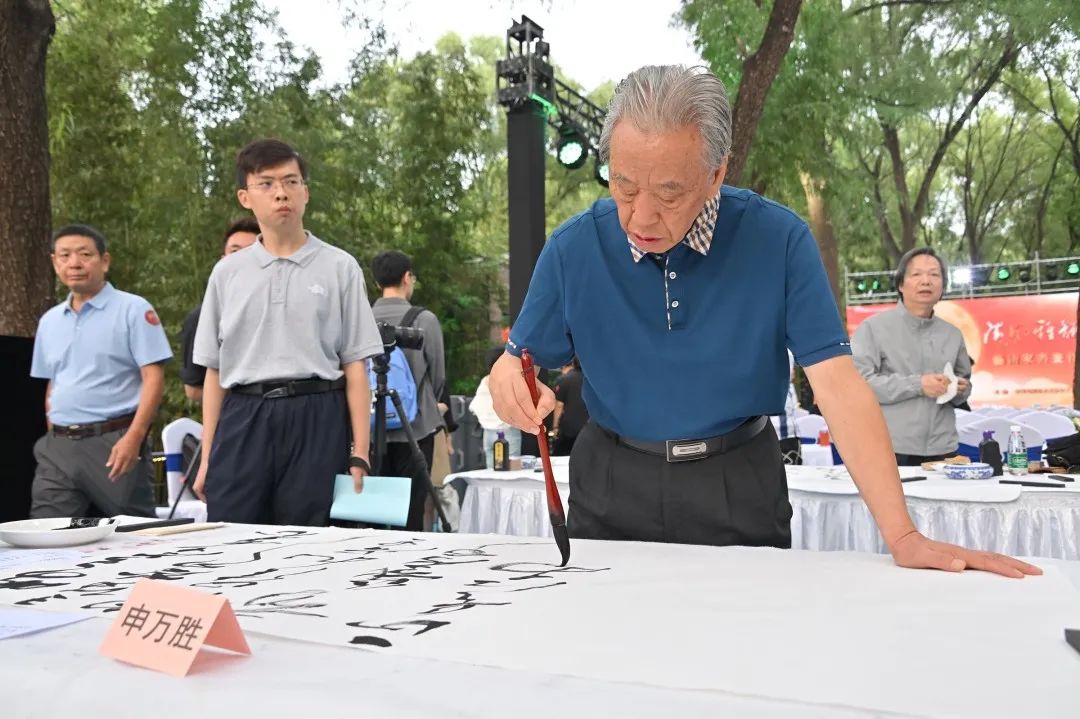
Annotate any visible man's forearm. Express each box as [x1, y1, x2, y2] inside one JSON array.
[[809, 359, 918, 548], [343, 361, 371, 460], [200, 368, 225, 463], [131, 364, 165, 437]]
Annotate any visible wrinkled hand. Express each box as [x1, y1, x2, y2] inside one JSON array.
[[350, 464, 367, 493], [890, 530, 1042, 578], [956, 378, 971, 393], [489, 352, 556, 434], [921, 373, 950, 398], [105, 433, 142, 481], [193, 461, 209, 502]]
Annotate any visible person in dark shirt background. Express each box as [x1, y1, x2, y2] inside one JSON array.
[[552, 358, 588, 456]]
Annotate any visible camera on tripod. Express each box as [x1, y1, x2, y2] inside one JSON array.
[[377, 321, 424, 351]]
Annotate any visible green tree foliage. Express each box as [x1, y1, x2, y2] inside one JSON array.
[[680, 0, 1080, 288], [48, 1, 612, 417]]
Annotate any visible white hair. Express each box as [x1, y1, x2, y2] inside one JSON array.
[[598, 65, 732, 171]]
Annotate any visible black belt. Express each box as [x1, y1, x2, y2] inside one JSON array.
[[53, 414, 136, 440], [231, 377, 346, 399], [604, 416, 769, 463]]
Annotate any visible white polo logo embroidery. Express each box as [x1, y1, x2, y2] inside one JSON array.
[[308, 284, 327, 296]]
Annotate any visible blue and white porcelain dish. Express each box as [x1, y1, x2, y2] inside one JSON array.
[[943, 462, 995, 480]]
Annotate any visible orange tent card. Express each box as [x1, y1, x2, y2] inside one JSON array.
[[99, 578, 250, 677]]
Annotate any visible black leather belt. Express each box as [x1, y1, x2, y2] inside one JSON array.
[[605, 416, 769, 463], [232, 377, 346, 399], [53, 414, 136, 440]]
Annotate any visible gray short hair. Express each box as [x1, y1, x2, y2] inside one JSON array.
[[598, 65, 732, 171]]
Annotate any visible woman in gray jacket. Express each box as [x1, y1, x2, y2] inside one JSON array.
[[852, 247, 972, 466]]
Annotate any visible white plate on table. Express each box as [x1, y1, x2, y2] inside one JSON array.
[[0, 518, 117, 548]]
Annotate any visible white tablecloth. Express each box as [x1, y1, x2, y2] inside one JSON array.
[[2, 524, 1079, 719], [454, 467, 1080, 559]]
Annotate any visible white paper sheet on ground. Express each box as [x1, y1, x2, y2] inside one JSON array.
[[937, 361, 959, 404], [0, 608, 91, 639], [785, 465, 1022, 502], [0, 525, 1076, 718]]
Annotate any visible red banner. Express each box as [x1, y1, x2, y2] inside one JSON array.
[[847, 294, 1078, 408]]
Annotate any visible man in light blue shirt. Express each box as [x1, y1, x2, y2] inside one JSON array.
[[30, 224, 172, 518]]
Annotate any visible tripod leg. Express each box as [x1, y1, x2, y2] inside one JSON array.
[[168, 441, 202, 520], [387, 389, 454, 533]]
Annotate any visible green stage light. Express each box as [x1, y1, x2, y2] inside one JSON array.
[[870, 278, 881, 292], [996, 267, 1011, 281], [555, 122, 588, 170], [1068, 262, 1080, 276], [1018, 266, 1032, 282], [856, 279, 868, 292], [594, 158, 609, 187]]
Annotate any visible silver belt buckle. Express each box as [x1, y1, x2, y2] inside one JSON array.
[[262, 386, 290, 399], [665, 439, 708, 463]]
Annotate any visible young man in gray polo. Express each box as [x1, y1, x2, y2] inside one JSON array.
[[192, 139, 383, 525], [30, 224, 172, 518]]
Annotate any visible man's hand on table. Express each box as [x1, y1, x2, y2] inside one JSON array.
[[889, 530, 1042, 578]]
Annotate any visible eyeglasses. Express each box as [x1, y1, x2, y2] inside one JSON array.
[[245, 177, 306, 193]]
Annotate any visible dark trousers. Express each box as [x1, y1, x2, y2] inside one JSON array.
[[30, 429, 155, 518], [568, 421, 792, 548], [895, 452, 952, 467], [206, 390, 349, 526], [380, 432, 436, 532]]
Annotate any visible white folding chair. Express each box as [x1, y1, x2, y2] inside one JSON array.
[[795, 414, 828, 442], [157, 418, 207, 521], [1010, 411, 1076, 440], [963, 417, 1044, 455]]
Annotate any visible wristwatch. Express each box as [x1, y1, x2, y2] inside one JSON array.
[[348, 456, 371, 474]]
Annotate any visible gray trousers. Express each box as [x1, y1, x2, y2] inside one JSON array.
[[30, 429, 156, 518]]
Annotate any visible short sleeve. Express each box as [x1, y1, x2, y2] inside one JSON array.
[[785, 225, 850, 367], [30, 315, 53, 380], [339, 263, 383, 365], [506, 236, 574, 369], [128, 299, 173, 367], [192, 271, 222, 369], [178, 306, 206, 386]]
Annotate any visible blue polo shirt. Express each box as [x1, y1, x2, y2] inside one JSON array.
[[31, 283, 173, 425], [507, 186, 850, 442]]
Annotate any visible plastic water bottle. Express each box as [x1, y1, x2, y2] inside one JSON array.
[[1006, 425, 1027, 476]]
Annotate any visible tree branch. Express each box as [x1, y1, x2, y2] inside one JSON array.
[[910, 30, 1021, 229]]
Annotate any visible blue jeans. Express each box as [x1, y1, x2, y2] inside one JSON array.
[[483, 428, 521, 469]]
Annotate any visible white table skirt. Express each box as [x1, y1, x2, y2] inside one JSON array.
[[791, 490, 1080, 559], [457, 473, 1080, 560]]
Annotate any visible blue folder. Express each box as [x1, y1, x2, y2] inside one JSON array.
[[329, 474, 411, 526]]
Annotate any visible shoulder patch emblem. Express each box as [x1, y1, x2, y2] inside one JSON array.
[[144, 309, 160, 326]]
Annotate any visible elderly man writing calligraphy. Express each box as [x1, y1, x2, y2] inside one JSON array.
[[489, 65, 1037, 578]]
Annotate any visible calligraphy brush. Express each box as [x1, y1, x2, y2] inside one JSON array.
[[520, 349, 571, 567]]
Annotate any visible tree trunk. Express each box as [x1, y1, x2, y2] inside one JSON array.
[[726, 0, 803, 186], [1075, 288, 1080, 410], [1, 0, 54, 336], [799, 171, 840, 304], [0, 0, 54, 522]]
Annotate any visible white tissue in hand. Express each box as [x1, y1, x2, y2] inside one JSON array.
[[937, 361, 959, 405]]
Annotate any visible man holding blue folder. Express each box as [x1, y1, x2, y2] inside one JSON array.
[[193, 139, 383, 526]]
